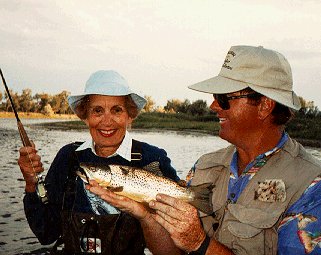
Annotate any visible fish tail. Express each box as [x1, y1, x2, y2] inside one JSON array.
[[298, 230, 315, 254], [189, 183, 214, 214]]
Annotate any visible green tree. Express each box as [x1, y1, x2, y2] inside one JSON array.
[[177, 99, 191, 114], [4, 89, 20, 112], [298, 96, 319, 117], [164, 99, 182, 113], [42, 103, 54, 116], [143, 95, 155, 112], [34, 93, 51, 112], [19, 89, 34, 112], [0, 91, 3, 111], [188, 99, 208, 116], [51, 90, 70, 114]]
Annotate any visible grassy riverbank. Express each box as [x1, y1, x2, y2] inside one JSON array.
[[134, 112, 321, 147], [1, 111, 320, 147]]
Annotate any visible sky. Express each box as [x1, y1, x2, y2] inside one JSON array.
[[1, 0, 321, 109]]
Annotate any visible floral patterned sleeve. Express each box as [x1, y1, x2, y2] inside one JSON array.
[[185, 161, 197, 186], [278, 176, 321, 255]]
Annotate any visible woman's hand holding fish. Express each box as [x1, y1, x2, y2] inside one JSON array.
[[87, 181, 150, 220], [149, 193, 207, 253], [18, 143, 44, 192]]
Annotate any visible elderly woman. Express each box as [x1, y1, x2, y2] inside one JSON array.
[[18, 70, 180, 255]]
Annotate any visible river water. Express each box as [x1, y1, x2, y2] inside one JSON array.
[[0, 118, 320, 255]]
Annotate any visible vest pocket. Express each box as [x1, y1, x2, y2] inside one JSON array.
[[226, 221, 277, 254], [228, 221, 262, 239], [228, 203, 286, 229], [226, 203, 286, 239], [225, 203, 283, 254]]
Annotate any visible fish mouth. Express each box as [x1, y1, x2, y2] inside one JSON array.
[[77, 163, 113, 186], [76, 167, 90, 183]]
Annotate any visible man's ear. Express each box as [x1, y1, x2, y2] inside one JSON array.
[[258, 97, 275, 120]]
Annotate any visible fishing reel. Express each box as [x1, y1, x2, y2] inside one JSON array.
[[36, 174, 49, 204]]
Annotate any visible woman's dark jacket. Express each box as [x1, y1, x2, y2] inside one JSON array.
[[23, 140, 179, 253]]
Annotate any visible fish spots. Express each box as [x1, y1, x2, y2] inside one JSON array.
[[78, 163, 211, 213]]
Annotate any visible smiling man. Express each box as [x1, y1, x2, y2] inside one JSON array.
[[156, 45, 321, 255]]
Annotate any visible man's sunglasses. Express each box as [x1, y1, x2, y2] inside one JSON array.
[[213, 93, 261, 110]]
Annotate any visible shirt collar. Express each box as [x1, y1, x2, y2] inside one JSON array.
[[230, 132, 289, 178], [76, 131, 133, 161]]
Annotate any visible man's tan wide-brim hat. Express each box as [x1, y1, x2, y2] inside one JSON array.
[[189, 45, 301, 110]]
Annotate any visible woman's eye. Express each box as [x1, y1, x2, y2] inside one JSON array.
[[111, 106, 124, 114], [91, 107, 104, 115]]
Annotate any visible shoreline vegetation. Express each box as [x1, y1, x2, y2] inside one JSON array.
[[0, 111, 78, 120], [1, 111, 321, 148]]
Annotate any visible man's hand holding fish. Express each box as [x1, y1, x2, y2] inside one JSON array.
[[149, 193, 208, 253]]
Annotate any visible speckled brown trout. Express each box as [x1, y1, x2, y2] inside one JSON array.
[[77, 163, 213, 214]]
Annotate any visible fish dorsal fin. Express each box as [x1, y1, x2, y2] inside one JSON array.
[[143, 161, 163, 177]]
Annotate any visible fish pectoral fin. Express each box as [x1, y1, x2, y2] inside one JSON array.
[[143, 161, 163, 176], [97, 179, 111, 187], [189, 182, 214, 215], [107, 186, 124, 192]]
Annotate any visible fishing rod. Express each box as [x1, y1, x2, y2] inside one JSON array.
[[0, 68, 48, 204]]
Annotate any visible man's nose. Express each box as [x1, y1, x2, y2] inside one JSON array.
[[210, 100, 221, 112]]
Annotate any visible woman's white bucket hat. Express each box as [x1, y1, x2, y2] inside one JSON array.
[[189, 45, 301, 110], [68, 70, 147, 113]]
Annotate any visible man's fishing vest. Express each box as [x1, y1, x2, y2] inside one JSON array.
[[191, 138, 321, 255], [54, 140, 148, 255]]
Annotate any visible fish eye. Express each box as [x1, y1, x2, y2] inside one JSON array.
[[90, 166, 96, 172]]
